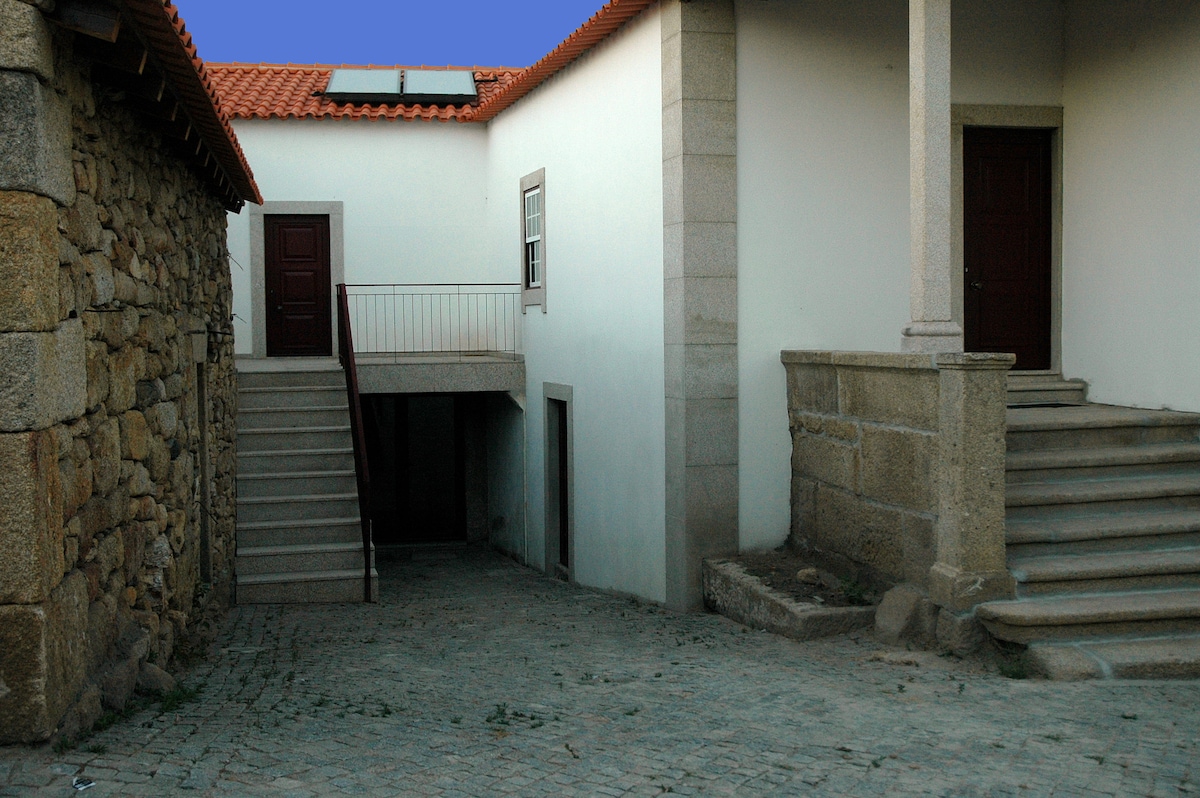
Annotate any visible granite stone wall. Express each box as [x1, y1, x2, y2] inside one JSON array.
[[0, 9, 238, 743], [782, 350, 1015, 613]]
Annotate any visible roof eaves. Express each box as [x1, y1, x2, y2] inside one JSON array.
[[469, 0, 656, 123], [120, 0, 262, 208]]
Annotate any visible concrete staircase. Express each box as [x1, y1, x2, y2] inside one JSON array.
[[977, 403, 1200, 679], [235, 359, 376, 603]]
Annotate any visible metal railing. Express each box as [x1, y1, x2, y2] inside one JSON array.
[[335, 284, 373, 603], [342, 283, 522, 357]]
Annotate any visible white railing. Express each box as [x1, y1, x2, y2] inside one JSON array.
[[341, 283, 522, 357]]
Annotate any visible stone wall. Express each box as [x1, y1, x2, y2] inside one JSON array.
[[782, 351, 1015, 613], [0, 7, 238, 743]]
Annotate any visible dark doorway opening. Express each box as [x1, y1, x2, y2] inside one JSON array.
[[264, 214, 332, 357], [963, 127, 1053, 370], [363, 394, 467, 545], [545, 393, 571, 580]]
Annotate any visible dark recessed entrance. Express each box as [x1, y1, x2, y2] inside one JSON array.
[[363, 394, 469, 545], [963, 127, 1053, 370]]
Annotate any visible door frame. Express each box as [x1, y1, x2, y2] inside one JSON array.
[[952, 105, 1063, 375], [543, 382, 574, 581], [250, 201, 344, 358]]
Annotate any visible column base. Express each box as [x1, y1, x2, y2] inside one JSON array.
[[901, 320, 964, 354]]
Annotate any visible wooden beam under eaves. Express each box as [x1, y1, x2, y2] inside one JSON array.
[[50, 0, 121, 42], [75, 32, 148, 75]]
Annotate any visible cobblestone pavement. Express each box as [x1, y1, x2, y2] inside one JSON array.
[[3, 547, 1198, 797]]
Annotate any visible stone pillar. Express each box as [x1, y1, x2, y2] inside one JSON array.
[[0, 0, 88, 743], [928, 352, 1016, 611], [901, 0, 962, 354], [662, 0, 739, 611]]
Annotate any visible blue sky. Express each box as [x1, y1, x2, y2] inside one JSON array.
[[180, 0, 608, 68]]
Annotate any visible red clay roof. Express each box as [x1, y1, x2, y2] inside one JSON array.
[[210, 0, 656, 125], [121, 0, 262, 207], [209, 65, 522, 122]]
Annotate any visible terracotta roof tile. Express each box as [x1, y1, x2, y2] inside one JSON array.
[[208, 64, 521, 123], [121, 0, 262, 207], [210, 0, 655, 125]]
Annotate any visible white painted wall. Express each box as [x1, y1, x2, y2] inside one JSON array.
[[227, 119, 491, 354], [735, 0, 1068, 552], [1062, 2, 1200, 412], [485, 7, 666, 601]]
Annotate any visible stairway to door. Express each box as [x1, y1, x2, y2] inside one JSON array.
[[977, 403, 1200, 678], [235, 359, 376, 603]]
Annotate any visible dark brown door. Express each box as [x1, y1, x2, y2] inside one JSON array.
[[963, 128, 1052, 370], [265, 215, 332, 356]]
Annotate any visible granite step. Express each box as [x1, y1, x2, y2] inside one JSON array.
[[238, 385, 346, 409], [237, 447, 355, 475], [1006, 442, 1200, 483], [237, 493, 360, 524], [1009, 547, 1200, 596], [1006, 405, 1200, 452], [1007, 506, 1200, 552], [236, 516, 363, 548], [976, 589, 1200, 643], [236, 542, 369, 575], [237, 569, 377, 604], [1026, 634, 1200, 680], [236, 425, 352, 452], [236, 470, 357, 498], [1006, 376, 1088, 407], [1006, 472, 1200, 509], [238, 406, 351, 430]]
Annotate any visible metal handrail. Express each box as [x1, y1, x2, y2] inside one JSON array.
[[336, 283, 373, 603], [342, 283, 521, 356]]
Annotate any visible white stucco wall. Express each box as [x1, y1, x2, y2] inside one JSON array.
[[485, 7, 666, 601], [226, 119, 491, 354], [735, 0, 1068, 551], [1062, 2, 1200, 412]]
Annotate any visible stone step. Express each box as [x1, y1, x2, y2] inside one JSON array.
[[236, 569, 377, 604], [1006, 442, 1200, 484], [236, 365, 344, 391], [1009, 547, 1200, 596], [237, 406, 350, 430], [1008, 506, 1200, 548], [237, 470, 357, 498], [237, 426, 352, 452], [1006, 377, 1088, 407], [238, 448, 355, 475], [238, 385, 346, 409], [1006, 472, 1200, 510], [238, 493, 360, 524], [1026, 634, 1200, 680], [236, 542, 368, 575], [976, 589, 1200, 643], [236, 516, 363, 548], [1006, 405, 1200, 453]]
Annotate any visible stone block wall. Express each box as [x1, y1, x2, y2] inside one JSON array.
[[782, 350, 1015, 612], [0, 9, 238, 743]]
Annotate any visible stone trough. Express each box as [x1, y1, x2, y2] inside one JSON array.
[[702, 558, 875, 641]]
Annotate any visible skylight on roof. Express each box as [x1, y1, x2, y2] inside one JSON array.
[[403, 70, 478, 104], [325, 70, 404, 103]]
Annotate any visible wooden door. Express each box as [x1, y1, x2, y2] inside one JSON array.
[[265, 215, 332, 356], [963, 128, 1052, 370]]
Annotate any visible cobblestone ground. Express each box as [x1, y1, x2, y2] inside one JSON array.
[[2, 547, 1198, 797]]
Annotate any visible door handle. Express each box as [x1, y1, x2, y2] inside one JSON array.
[[969, 281, 984, 290]]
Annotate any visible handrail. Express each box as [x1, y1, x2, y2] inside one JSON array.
[[341, 283, 522, 357], [336, 283, 373, 603]]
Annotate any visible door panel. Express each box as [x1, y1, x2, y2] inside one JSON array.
[[265, 215, 332, 357], [963, 128, 1052, 370]]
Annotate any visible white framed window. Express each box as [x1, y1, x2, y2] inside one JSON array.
[[524, 187, 542, 288], [520, 169, 546, 311]]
